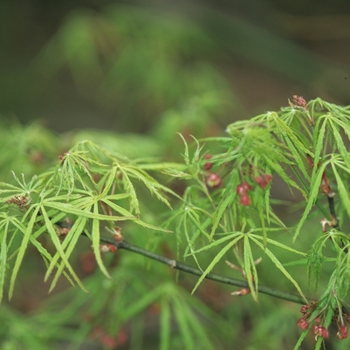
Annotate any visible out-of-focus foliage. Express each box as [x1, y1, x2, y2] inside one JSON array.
[[32, 5, 233, 132]]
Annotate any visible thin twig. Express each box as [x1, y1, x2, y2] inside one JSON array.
[[99, 235, 308, 305]]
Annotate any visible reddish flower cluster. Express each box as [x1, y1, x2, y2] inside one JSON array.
[[235, 173, 272, 206], [202, 153, 272, 205], [206, 173, 222, 189], [313, 325, 330, 339], [236, 182, 252, 206], [337, 325, 348, 340], [254, 174, 272, 189], [297, 301, 349, 341], [296, 317, 309, 330], [290, 95, 308, 110]]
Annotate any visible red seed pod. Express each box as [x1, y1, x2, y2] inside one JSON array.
[[204, 154, 212, 160], [297, 317, 309, 330], [206, 173, 222, 189], [240, 194, 251, 206]]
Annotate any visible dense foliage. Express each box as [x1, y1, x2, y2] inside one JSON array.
[[1, 97, 350, 349]]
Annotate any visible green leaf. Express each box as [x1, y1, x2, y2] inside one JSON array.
[[191, 233, 244, 294], [43, 200, 134, 221], [250, 236, 307, 302], [48, 215, 89, 290], [91, 202, 110, 279], [293, 160, 329, 242], [332, 161, 350, 219], [9, 205, 41, 299], [41, 206, 87, 292], [243, 235, 258, 301]]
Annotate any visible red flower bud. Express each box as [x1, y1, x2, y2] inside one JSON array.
[[297, 317, 309, 330], [264, 174, 272, 183], [204, 162, 213, 170], [231, 288, 250, 296], [254, 175, 271, 189], [300, 304, 310, 314], [100, 244, 117, 253], [338, 325, 348, 340], [240, 194, 251, 206], [236, 182, 252, 195], [206, 173, 222, 188], [314, 326, 330, 339]]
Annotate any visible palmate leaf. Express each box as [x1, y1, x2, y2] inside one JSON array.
[[40, 206, 87, 291], [46, 215, 89, 292], [249, 234, 306, 257], [101, 198, 171, 232], [185, 231, 244, 256], [249, 236, 307, 302], [191, 233, 244, 294], [117, 165, 140, 214], [121, 165, 175, 209]]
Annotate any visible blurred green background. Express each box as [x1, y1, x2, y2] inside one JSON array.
[[1, 0, 350, 134]]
